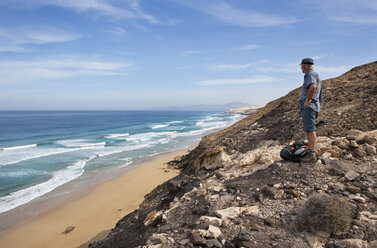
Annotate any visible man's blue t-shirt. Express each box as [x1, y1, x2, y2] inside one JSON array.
[[299, 69, 322, 113]]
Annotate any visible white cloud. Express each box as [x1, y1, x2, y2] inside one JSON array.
[[331, 16, 377, 24], [233, 44, 260, 51], [0, 26, 80, 52], [312, 55, 326, 60], [199, 76, 278, 86], [107, 27, 127, 37], [1, 0, 175, 24], [311, 0, 377, 24], [258, 63, 299, 74], [174, 1, 298, 27], [316, 65, 352, 74], [178, 50, 200, 56], [208, 64, 251, 71], [0, 57, 134, 82], [37, 0, 137, 19]]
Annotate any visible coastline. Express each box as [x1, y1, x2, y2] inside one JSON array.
[[0, 146, 192, 248]]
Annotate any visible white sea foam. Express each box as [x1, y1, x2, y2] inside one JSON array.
[[167, 120, 184, 124], [56, 139, 106, 148], [0, 144, 37, 151], [0, 145, 102, 166], [0, 157, 93, 214], [118, 158, 132, 168], [125, 132, 177, 142], [104, 133, 130, 139], [151, 124, 169, 129], [196, 121, 228, 128]]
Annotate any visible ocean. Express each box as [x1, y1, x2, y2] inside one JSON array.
[[0, 110, 244, 214]]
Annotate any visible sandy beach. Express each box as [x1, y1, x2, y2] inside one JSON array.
[[0, 148, 189, 248]]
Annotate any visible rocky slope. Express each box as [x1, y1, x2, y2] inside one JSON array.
[[89, 61, 377, 248]]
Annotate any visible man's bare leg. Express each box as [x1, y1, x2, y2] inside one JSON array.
[[306, 131, 317, 151]]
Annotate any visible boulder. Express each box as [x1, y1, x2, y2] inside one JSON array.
[[206, 225, 222, 238], [365, 144, 376, 155], [215, 206, 259, 220], [194, 147, 231, 171], [199, 216, 223, 227], [364, 134, 377, 145], [347, 129, 366, 142], [345, 171, 360, 181]]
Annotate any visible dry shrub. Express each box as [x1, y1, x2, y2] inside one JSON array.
[[295, 193, 352, 233]]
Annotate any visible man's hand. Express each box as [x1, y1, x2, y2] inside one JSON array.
[[304, 99, 311, 108]]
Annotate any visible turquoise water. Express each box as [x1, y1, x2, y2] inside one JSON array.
[[0, 111, 244, 213]]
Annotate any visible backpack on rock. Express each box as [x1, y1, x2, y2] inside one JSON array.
[[280, 141, 309, 163]]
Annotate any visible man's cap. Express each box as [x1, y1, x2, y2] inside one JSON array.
[[301, 58, 314, 65]]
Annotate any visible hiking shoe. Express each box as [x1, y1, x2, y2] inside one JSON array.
[[300, 152, 317, 162]]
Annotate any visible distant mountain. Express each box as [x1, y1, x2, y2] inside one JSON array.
[[151, 102, 250, 111]]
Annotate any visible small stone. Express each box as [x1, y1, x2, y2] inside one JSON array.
[[261, 187, 277, 199], [291, 190, 301, 198], [179, 239, 190, 245], [191, 231, 206, 245], [328, 167, 344, 177], [215, 171, 226, 179], [238, 229, 251, 241], [144, 210, 164, 227], [274, 234, 282, 240], [207, 225, 222, 238], [264, 217, 275, 227], [364, 191, 377, 201], [353, 225, 359, 230], [276, 190, 285, 199], [62, 226, 75, 234], [355, 148, 366, 157], [352, 182, 367, 191], [345, 154, 353, 160], [249, 222, 261, 231], [345, 171, 359, 181], [321, 152, 332, 159], [347, 186, 361, 194], [364, 134, 377, 145], [365, 144, 376, 155], [206, 239, 222, 248], [351, 196, 367, 203], [350, 140, 359, 148]]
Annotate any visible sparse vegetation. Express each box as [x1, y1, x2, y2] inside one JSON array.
[[295, 193, 353, 234]]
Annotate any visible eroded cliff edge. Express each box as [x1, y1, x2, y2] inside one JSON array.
[[89, 61, 377, 248]]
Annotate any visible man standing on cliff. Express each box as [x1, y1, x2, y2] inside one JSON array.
[[299, 58, 322, 162]]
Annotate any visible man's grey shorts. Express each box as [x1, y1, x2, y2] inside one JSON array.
[[301, 107, 318, 132]]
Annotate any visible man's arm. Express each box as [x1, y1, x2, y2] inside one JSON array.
[[304, 83, 317, 108]]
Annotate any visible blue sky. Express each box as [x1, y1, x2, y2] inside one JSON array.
[[0, 0, 376, 110]]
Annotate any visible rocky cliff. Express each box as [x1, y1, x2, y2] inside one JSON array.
[[89, 61, 377, 248]]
